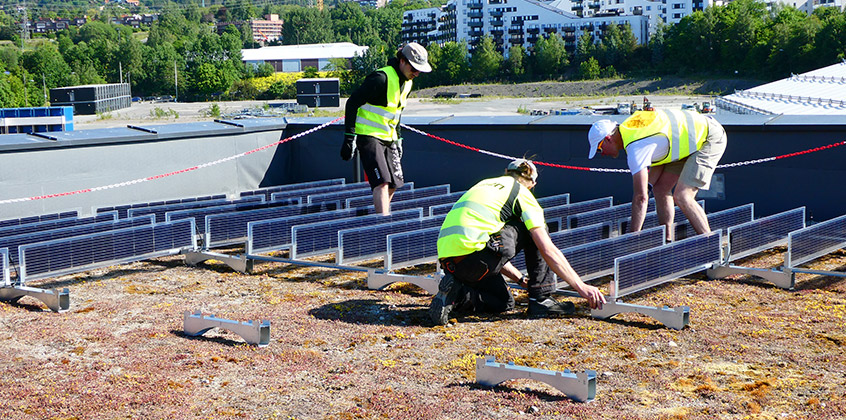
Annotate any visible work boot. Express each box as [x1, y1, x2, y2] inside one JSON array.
[[527, 297, 575, 319], [429, 273, 460, 325]]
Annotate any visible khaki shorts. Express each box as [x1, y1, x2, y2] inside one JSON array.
[[662, 117, 727, 190]]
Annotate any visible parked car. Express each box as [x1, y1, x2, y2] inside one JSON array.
[[131, 96, 142, 103], [700, 102, 714, 113]]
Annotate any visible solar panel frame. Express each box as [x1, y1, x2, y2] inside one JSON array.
[[269, 182, 411, 203], [385, 226, 440, 270], [1, 215, 157, 278], [0, 211, 118, 239], [337, 215, 446, 265], [674, 204, 755, 241], [239, 178, 347, 201], [0, 211, 78, 229], [246, 207, 376, 255], [613, 231, 722, 298], [561, 226, 666, 283], [204, 201, 342, 249], [545, 198, 614, 225], [619, 200, 705, 233], [127, 196, 264, 222], [567, 199, 656, 230], [511, 222, 613, 272], [787, 214, 846, 268], [726, 207, 805, 263], [96, 195, 227, 218], [1, 248, 8, 287], [291, 209, 424, 259], [344, 185, 451, 209], [392, 191, 466, 214], [428, 193, 572, 218], [165, 198, 302, 234], [18, 218, 196, 284]]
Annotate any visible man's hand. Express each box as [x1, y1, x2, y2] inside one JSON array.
[[340, 134, 356, 161]]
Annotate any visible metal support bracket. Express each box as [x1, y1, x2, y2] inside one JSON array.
[[0, 286, 70, 312], [366, 270, 440, 294], [475, 356, 596, 402], [591, 299, 689, 330], [706, 265, 794, 290], [183, 310, 270, 347], [184, 251, 253, 273]]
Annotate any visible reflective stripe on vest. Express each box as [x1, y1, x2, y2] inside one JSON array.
[[620, 109, 708, 166], [354, 66, 411, 142]]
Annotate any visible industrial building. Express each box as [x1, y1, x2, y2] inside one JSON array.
[[49, 83, 132, 115]]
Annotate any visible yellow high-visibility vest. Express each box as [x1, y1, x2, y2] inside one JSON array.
[[620, 109, 709, 166], [437, 176, 545, 259], [354, 66, 412, 142]]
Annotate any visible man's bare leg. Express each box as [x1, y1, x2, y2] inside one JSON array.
[[651, 168, 678, 242], [675, 181, 710, 235], [373, 183, 394, 215]]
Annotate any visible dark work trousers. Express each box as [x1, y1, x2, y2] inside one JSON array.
[[447, 220, 555, 314]]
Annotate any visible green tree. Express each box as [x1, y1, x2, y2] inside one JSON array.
[[532, 33, 569, 79], [21, 43, 74, 93], [331, 2, 378, 46], [579, 57, 600, 80], [435, 41, 470, 86], [505, 45, 527, 80], [470, 36, 503, 82], [282, 7, 333, 45]]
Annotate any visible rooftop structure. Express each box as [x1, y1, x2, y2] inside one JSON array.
[[717, 60, 846, 115], [241, 42, 369, 73]]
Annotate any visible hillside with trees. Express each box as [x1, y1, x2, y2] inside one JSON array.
[[0, 0, 844, 107]]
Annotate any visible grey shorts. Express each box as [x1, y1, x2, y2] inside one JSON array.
[[663, 117, 727, 190]]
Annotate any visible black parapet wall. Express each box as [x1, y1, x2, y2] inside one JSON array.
[[277, 114, 846, 222]]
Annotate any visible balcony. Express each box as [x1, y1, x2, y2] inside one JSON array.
[[469, 29, 484, 36], [467, 11, 483, 18], [527, 36, 538, 43], [543, 27, 558, 33], [468, 20, 483, 27], [468, 1, 483, 9], [490, 10, 503, 17], [527, 27, 539, 34], [490, 18, 504, 26], [508, 28, 523, 35]]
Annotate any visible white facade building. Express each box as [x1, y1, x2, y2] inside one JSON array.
[[401, 0, 649, 54], [241, 43, 369, 73]]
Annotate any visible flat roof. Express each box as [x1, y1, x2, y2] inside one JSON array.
[[241, 42, 369, 62]]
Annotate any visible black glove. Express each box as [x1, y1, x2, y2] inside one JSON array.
[[340, 134, 356, 161]]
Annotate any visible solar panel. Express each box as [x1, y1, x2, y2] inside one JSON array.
[[268, 182, 406, 204], [204, 201, 341, 249], [0, 211, 117, 239], [567, 199, 656, 230], [392, 191, 466, 215], [1, 248, 8, 287], [338, 215, 446, 265], [787, 214, 846, 268], [127, 195, 264, 222], [511, 222, 613, 272], [726, 207, 805, 263], [18, 218, 196, 284], [428, 193, 571, 217], [614, 231, 722, 298], [247, 207, 376, 255], [344, 185, 451, 209], [97, 195, 227, 218], [0, 211, 78, 229], [561, 226, 666, 283], [240, 178, 347, 201], [620, 200, 705, 233], [305, 187, 373, 207], [674, 204, 755, 241], [1, 215, 156, 279], [385, 226, 439, 270], [545, 198, 614, 225], [291, 209, 424, 259], [165, 198, 302, 235]]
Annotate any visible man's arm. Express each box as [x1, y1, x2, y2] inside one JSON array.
[[529, 227, 606, 309], [343, 71, 388, 135], [629, 168, 649, 232]]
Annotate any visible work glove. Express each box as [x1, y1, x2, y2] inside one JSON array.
[[396, 137, 403, 160], [340, 134, 356, 161]]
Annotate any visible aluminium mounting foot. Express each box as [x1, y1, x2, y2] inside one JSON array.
[[183, 310, 270, 346], [475, 356, 596, 402], [0, 285, 70, 312]]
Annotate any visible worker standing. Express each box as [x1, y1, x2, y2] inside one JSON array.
[[587, 109, 727, 241], [429, 159, 606, 325], [341, 43, 431, 215]]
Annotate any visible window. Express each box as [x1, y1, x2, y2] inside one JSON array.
[[672, 3, 685, 9]]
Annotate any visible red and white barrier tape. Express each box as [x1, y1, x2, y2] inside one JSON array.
[[2, 116, 843, 205], [0, 117, 343, 205], [402, 123, 846, 173]]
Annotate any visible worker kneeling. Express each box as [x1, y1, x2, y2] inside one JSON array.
[[429, 159, 606, 325]]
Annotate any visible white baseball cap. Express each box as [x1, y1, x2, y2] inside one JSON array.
[[507, 158, 538, 182], [587, 119, 618, 159], [401, 43, 432, 73]]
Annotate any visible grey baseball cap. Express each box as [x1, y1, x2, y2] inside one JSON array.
[[401, 42, 432, 73]]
